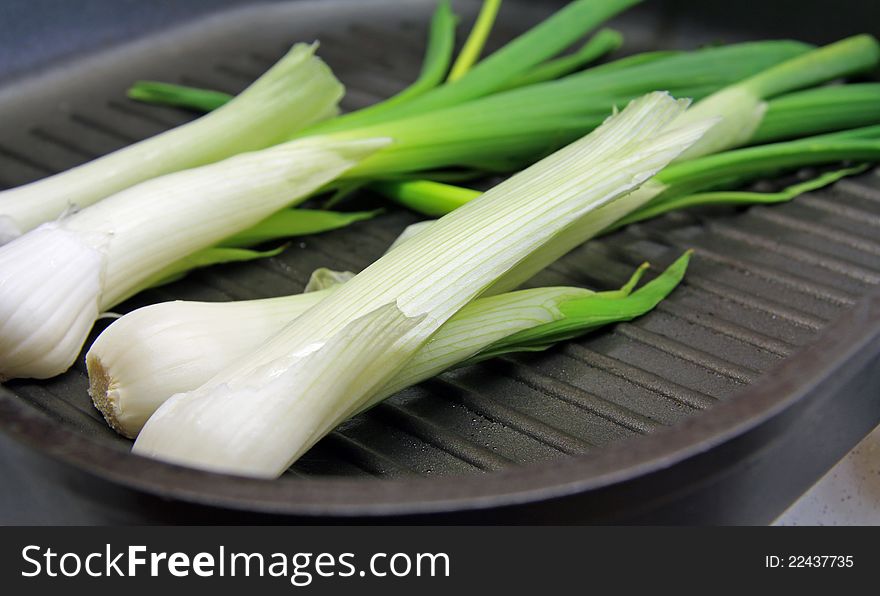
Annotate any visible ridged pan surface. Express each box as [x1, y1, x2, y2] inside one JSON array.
[[0, 0, 879, 515]]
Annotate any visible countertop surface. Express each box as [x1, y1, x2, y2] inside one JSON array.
[[775, 424, 880, 525]]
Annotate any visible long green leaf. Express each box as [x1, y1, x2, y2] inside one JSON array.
[[143, 246, 286, 294], [336, 0, 458, 119], [502, 28, 623, 89], [612, 165, 868, 230], [301, 0, 643, 135], [127, 1, 458, 122], [471, 251, 691, 360], [657, 135, 880, 195], [743, 34, 880, 98], [573, 49, 681, 74], [447, 0, 503, 82], [128, 81, 233, 112], [219, 208, 381, 247]]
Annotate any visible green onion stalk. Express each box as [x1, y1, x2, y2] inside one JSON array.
[[179, 40, 822, 243], [130, 39, 823, 276], [674, 34, 880, 159], [130, 92, 712, 477], [368, 37, 880, 227], [375, 125, 880, 229], [88, 252, 689, 439], [0, 44, 343, 243]]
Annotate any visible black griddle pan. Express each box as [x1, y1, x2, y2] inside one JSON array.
[[0, 0, 879, 524]]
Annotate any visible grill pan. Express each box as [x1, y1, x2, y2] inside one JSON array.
[[1, 0, 879, 524]]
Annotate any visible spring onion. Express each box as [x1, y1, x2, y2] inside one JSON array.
[[673, 34, 880, 159], [653, 125, 880, 197], [0, 136, 387, 381], [373, 73, 880, 219], [131, 92, 714, 477], [8, 2, 804, 266], [366, 124, 880, 293], [89, 255, 687, 439], [0, 44, 342, 243]]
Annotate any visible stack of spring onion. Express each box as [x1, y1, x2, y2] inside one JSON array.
[[0, 0, 879, 477]]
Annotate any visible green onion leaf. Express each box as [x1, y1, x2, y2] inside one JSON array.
[[144, 246, 287, 292], [472, 251, 691, 360], [612, 166, 868, 229], [327, 0, 459, 123], [127, 81, 233, 112], [673, 35, 880, 159], [657, 133, 880, 195], [502, 28, 624, 89], [301, 0, 643, 135], [447, 0, 503, 82], [754, 84, 880, 143], [141, 209, 382, 287], [219, 208, 382, 248], [371, 179, 480, 216], [325, 41, 813, 179], [90, 255, 685, 439]]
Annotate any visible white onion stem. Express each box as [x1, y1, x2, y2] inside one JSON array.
[[0, 136, 388, 380], [133, 92, 715, 478], [0, 44, 342, 243]]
